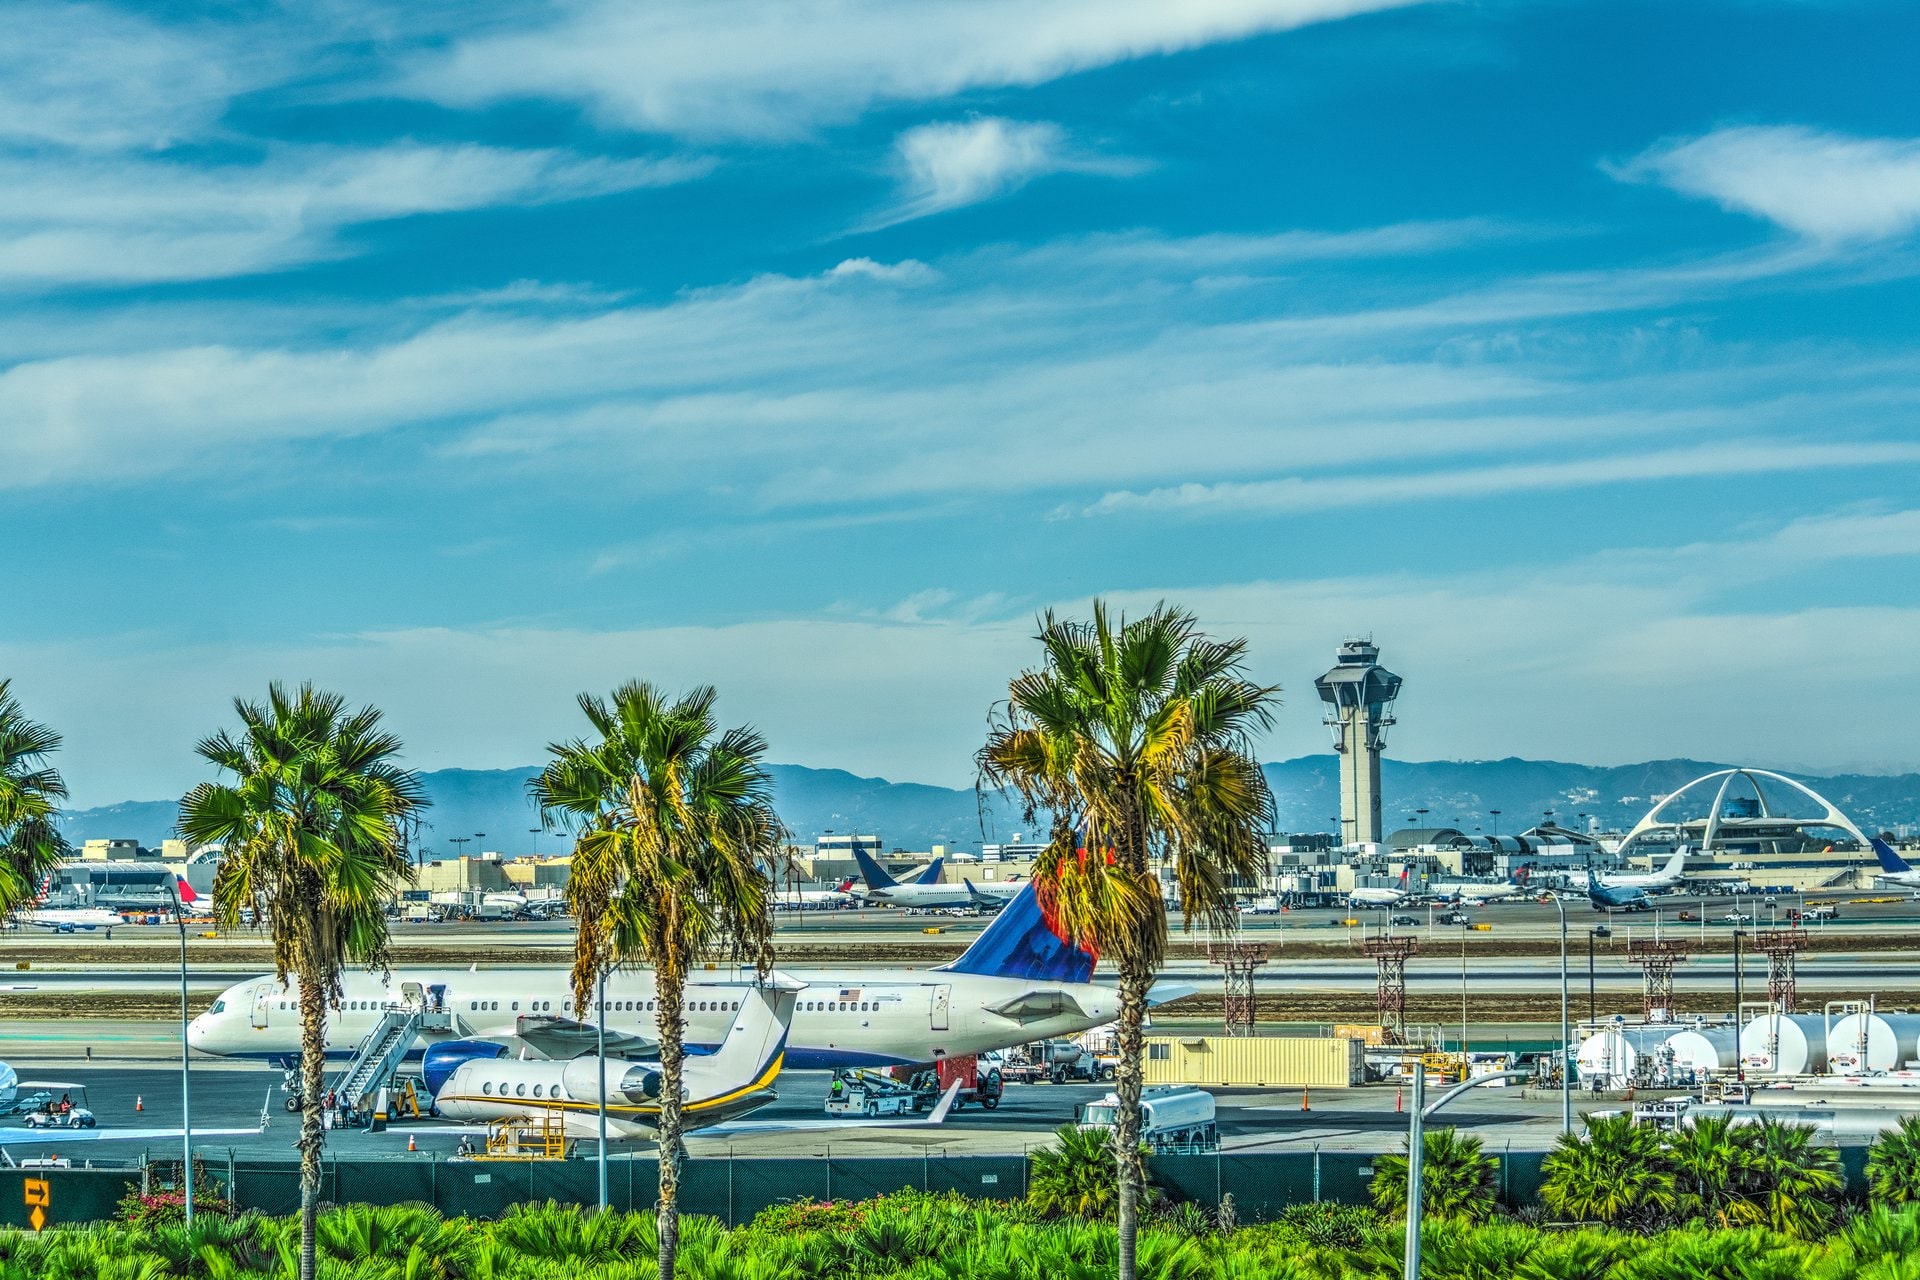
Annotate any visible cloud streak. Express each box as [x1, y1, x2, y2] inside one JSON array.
[[401, 0, 1433, 139], [0, 143, 710, 288], [867, 117, 1140, 228], [1618, 125, 1920, 244]]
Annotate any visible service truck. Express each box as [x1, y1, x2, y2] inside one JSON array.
[[1078, 1086, 1217, 1153]]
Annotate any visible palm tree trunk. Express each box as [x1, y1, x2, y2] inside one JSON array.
[[298, 971, 327, 1280], [1113, 962, 1151, 1280], [656, 961, 687, 1280]]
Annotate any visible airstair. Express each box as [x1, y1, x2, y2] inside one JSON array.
[[329, 1002, 452, 1110]]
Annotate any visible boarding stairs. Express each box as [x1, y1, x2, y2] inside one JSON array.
[[329, 1003, 452, 1111]]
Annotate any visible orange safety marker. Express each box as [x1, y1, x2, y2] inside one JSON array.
[[1301, 1087, 1311, 1112], [407, 1134, 416, 1152], [1395, 1087, 1404, 1113], [134, 1096, 143, 1112]]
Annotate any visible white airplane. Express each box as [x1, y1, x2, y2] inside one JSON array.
[[1348, 869, 1413, 908], [849, 849, 976, 909], [1425, 879, 1526, 905], [774, 878, 859, 910], [1595, 846, 1689, 891], [430, 980, 799, 1139], [16, 905, 125, 935], [189, 884, 1173, 1075]]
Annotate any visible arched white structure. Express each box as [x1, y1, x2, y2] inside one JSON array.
[[1616, 768, 1871, 859]]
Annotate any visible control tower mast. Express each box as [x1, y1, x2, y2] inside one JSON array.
[[1314, 639, 1402, 847]]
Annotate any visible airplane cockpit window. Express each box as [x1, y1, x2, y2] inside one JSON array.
[[210, 1000, 226, 1014]]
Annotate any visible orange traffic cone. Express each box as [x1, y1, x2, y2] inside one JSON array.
[[1395, 1087, 1404, 1114], [407, 1134, 416, 1152], [135, 1096, 143, 1112], [1301, 1087, 1311, 1112]]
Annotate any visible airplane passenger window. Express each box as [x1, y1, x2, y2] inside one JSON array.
[[511, 1002, 519, 1011], [482, 1082, 493, 1095], [515, 1083, 526, 1097], [532, 1084, 543, 1097], [469, 1002, 478, 1011]]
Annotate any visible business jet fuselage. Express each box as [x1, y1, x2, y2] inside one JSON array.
[[189, 888, 1116, 1072]]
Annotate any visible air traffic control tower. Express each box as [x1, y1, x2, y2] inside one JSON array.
[[1315, 640, 1402, 847]]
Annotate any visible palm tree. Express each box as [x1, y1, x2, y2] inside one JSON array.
[[978, 601, 1277, 1280], [176, 683, 425, 1280], [1867, 1115, 1920, 1206], [1371, 1127, 1501, 1223], [1741, 1117, 1844, 1239], [1539, 1114, 1676, 1225], [0, 679, 71, 917], [1664, 1111, 1762, 1229], [530, 682, 780, 1280]]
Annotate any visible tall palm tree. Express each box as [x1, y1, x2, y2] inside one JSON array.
[[1741, 1117, 1844, 1239], [0, 679, 71, 917], [530, 682, 780, 1280], [978, 601, 1277, 1280], [176, 683, 425, 1280]]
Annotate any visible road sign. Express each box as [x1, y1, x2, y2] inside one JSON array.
[[24, 1177, 49, 1231]]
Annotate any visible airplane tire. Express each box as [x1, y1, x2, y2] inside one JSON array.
[[980, 1095, 1000, 1110], [285, 1095, 304, 1113], [1100, 1066, 1116, 1082]]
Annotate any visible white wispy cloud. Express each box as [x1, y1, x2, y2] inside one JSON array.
[[0, 3, 278, 150], [0, 143, 711, 287], [400, 0, 1432, 139], [1617, 125, 1920, 243], [869, 117, 1139, 228], [1081, 441, 1920, 518]]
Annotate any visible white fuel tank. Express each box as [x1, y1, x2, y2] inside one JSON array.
[[1826, 1014, 1920, 1075], [1740, 1012, 1828, 1075]]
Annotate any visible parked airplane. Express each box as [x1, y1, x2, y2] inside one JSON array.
[[16, 905, 125, 935], [849, 848, 975, 909], [1585, 869, 1653, 913], [1349, 869, 1413, 908], [1871, 838, 1920, 888], [774, 878, 859, 910], [430, 980, 800, 1139], [1595, 846, 1689, 891], [189, 884, 1162, 1073]]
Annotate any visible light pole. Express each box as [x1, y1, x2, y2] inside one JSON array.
[[166, 877, 193, 1224], [1458, 920, 1469, 1073], [596, 966, 609, 1211], [1489, 810, 1502, 840], [1552, 897, 1571, 1134], [1732, 929, 1747, 1085], [1403, 1068, 1533, 1279], [1587, 928, 1600, 1023]]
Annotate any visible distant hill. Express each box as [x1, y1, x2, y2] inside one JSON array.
[[57, 756, 1920, 852]]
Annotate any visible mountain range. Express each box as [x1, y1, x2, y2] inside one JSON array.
[[55, 757, 1920, 853]]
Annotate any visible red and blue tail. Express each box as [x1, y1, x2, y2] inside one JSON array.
[[938, 883, 1097, 984]]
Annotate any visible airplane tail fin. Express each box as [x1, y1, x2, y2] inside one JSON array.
[[850, 845, 901, 890], [914, 856, 945, 886], [696, 979, 800, 1096], [835, 878, 855, 894], [939, 883, 1097, 983], [1873, 837, 1914, 875], [1661, 845, 1688, 880]]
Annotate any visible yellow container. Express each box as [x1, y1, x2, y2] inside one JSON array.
[[922, 927, 945, 935], [1470, 923, 1493, 932], [1141, 1034, 1363, 1088]]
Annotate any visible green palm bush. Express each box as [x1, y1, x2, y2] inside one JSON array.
[[1664, 1112, 1764, 1229], [1607, 1225, 1812, 1280], [1030, 1123, 1155, 1220], [1869, 1116, 1920, 1207], [1742, 1118, 1845, 1240], [1810, 1203, 1920, 1280], [1370, 1127, 1501, 1223], [1540, 1114, 1676, 1225]]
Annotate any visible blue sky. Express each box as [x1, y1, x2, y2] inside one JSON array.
[[5, 0, 1920, 805]]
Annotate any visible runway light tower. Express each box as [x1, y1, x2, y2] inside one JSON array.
[[1315, 639, 1403, 848]]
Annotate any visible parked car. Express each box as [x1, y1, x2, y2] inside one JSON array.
[[1391, 915, 1420, 927], [1677, 910, 1699, 922], [1724, 911, 1753, 924]]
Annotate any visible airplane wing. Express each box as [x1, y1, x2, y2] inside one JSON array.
[[1146, 981, 1197, 1007], [511, 1016, 660, 1060]]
